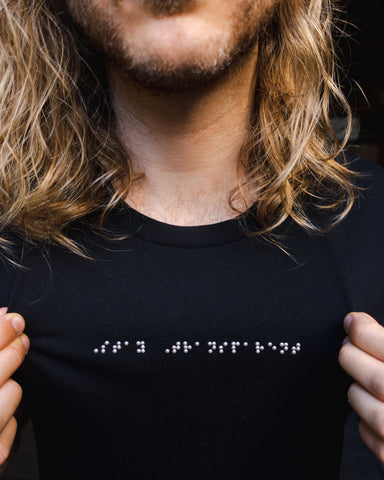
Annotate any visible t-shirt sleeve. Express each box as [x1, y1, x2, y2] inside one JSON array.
[[326, 155, 384, 324]]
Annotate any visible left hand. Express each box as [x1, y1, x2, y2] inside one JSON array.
[[339, 311, 384, 463]]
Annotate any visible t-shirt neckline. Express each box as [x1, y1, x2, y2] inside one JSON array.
[[108, 200, 258, 248]]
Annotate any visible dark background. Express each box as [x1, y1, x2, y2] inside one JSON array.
[[2, 0, 384, 478], [341, 0, 384, 166]]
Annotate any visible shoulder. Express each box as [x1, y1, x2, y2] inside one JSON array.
[[0, 228, 25, 307], [349, 153, 384, 198], [335, 154, 384, 234], [325, 154, 384, 318]]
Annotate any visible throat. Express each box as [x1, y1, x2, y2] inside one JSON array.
[[125, 186, 250, 226]]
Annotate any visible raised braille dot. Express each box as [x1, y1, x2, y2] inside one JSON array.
[[94, 349, 99, 354], [165, 349, 170, 353], [140, 341, 145, 345], [188, 345, 192, 350], [284, 346, 288, 351], [292, 351, 297, 355], [223, 342, 228, 347], [272, 346, 277, 351], [113, 350, 118, 354], [105, 341, 109, 345], [136, 341, 141, 346], [296, 347, 301, 352], [296, 343, 301, 347], [236, 342, 240, 346], [136, 349, 141, 353], [280, 350, 285, 355], [279, 342, 284, 347], [260, 346, 264, 350], [124, 341, 129, 346], [195, 342, 200, 347], [101, 350, 106, 354], [220, 350, 224, 354], [184, 349, 189, 353], [117, 341, 121, 345], [268, 342, 273, 347], [176, 341, 181, 346], [232, 350, 236, 354], [208, 349, 213, 354], [256, 350, 261, 354], [243, 342, 248, 347], [176, 345, 181, 350], [208, 342, 212, 346], [172, 350, 177, 354]]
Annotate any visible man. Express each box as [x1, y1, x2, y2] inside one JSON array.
[[0, 0, 384, 478]]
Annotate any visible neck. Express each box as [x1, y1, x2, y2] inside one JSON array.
[[108, 52, 258, 226]]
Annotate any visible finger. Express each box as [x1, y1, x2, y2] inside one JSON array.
[[358, 418, 384, 464], [0, 416, 17, 467], [348, 382, 384, 439], [339, 340, 384, 401], [0, 335, 29, 386], [344, 312, 384, 362], [0, 313, 26, 351], [0, 380, 22, 434]]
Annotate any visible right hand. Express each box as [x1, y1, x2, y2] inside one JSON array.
[[0, 307, 29, 469]]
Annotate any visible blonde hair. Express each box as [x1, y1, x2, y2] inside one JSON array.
[[0, 0, 360, 260]]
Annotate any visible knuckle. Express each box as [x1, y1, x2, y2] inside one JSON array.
[[338, 343, 352, 368], [6, 344, 24, 367], [369, 368, 384, 400], [349, 320, 366, 346], [5, 379, 23, 403], [376, 442, 384, 464], [0, 413, 6, 433], [347, 382, 359, 402], [0, 440, 11, 467], [369, 407, 384, 439]]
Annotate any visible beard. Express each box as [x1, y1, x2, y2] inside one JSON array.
[[67, 0, 278, 94], [140, 0, 200, 17]]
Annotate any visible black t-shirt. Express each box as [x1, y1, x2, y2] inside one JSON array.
[[1, 156, 384, 480]]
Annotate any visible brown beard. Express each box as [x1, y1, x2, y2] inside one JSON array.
[[67, 0, 279, 94], [141, 0, 199, 16]]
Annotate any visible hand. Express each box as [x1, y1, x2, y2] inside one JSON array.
[[339, 311, 384, 463], [0, 307, 29, 470]]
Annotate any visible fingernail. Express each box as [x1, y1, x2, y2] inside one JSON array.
[[12, 315, 25, 334], [0, 307, 8, 316], [344, 314, 354, 332], [20, 334, 30, 354], [342, 337, 349, 346]]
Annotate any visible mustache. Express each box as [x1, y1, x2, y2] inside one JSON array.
[[140, 0, 199, 16]]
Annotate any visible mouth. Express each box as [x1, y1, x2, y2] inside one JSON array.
[[139, 0, 200, 16]]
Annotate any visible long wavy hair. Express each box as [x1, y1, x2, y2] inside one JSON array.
[[0, 0, 360, 261]]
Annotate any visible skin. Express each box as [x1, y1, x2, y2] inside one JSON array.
[[0, 308, 29, 469], [67, 0, 279, 225], [1, 0, 384, 468]]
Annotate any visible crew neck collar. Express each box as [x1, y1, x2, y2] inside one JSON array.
[[107, 200, 259, 248]]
